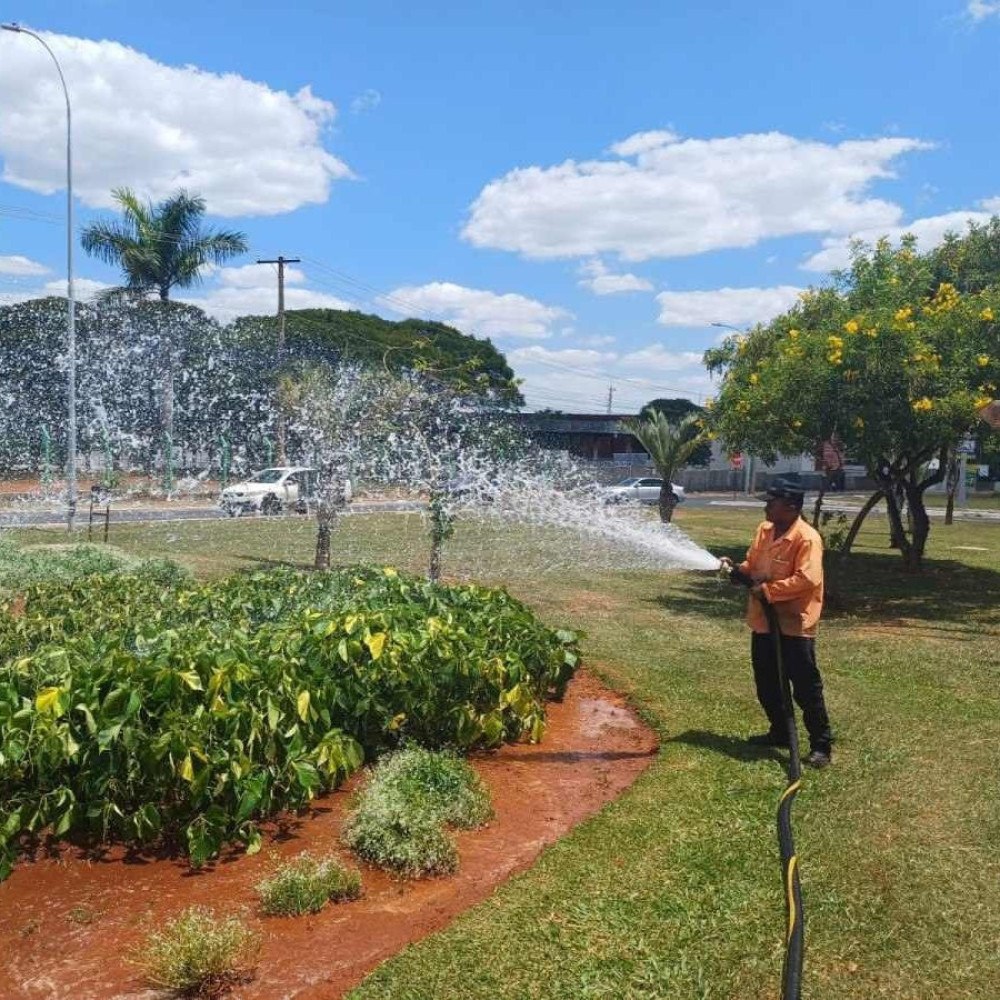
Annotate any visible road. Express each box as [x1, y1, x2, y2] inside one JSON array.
[[1, 494, 996, 528]]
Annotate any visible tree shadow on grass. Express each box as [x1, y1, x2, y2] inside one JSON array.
[[650, 547, 1000, 633]]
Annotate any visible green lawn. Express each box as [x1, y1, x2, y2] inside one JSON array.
[[13, 507, 1000, 999]]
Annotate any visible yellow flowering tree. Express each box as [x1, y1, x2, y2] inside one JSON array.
[[706, 237, 1000, 571]]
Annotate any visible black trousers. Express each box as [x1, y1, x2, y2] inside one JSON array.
[[751, 632, 832, 753]]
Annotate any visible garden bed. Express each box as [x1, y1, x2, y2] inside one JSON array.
[[0, 668, 657, 1000]]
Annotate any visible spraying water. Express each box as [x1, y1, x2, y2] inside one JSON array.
[[0, 297, 720, 575]]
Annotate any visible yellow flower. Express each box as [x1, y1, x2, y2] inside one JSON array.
[[788, 328, 800, 340], [704, 397, 714, 410], [827, 352, 843, 365], [977, 355, 990, 367], [749, 373, 759, 385], [911, 397, 934, 413], [843, 320, 860, 334], [827, 335, 844, 348], [865, 327, 878, 338], [853, 416, 865, 429], [894, 306, 912, 323], [974, 396, 992, 410], [792, 419, 803, 429], [981, 307, 995, 322]]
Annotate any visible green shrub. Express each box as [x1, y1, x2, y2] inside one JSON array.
[[256, 852, 361, 916], [132, 906, 260, 996], [0, 538, 188, 594], [343, 747, 493, 877], [0, 565, 577, 879]]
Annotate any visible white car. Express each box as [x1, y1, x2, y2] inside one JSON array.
[[218, 467, 351, 516], [604, 476, 685, 505]]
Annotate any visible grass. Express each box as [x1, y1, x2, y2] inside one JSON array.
[[131, 906, 260, 997], [0, 536, 187, 594], [12, 506, 1000, 998], [343, 747, 494, 877], [256, 852, 362, 916]]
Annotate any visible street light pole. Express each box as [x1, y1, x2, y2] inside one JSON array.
[[2, 23, 77, 530]]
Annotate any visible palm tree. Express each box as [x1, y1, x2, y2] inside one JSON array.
[[81, 189, 247, 480], [81, 188, 247, 301], [624, 411, 705, 523]]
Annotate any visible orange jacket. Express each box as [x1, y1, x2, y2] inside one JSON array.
[[738, 517, 825, 637]]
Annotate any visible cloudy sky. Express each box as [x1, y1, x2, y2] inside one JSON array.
[[2, 1, 999, 410]]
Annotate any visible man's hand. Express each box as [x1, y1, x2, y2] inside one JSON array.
[[750, 583, 767, 598], [750, 571, 770, 584]]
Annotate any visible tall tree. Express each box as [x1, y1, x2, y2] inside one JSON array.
[[81, 189, 247, 485], [624, 411, 705, 522], [706, 236, 1000, 571]]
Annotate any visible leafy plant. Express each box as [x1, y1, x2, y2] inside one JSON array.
[[131, 906, 259, 996], [343, 747, 493, 877], [0, 565, 578, 879], [256, 851, 361, 916]]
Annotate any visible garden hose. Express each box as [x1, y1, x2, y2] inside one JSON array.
[[727, 565, 805, 1000]]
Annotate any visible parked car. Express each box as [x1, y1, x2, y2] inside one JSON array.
[[218, 467, 351, 516], [603, 476, 685, 505]]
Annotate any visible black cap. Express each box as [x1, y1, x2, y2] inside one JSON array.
[[762, 479, 806, 505]]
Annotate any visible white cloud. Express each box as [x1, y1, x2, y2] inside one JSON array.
[[655, 285, 805, 328], [350, 89, 382, 114], [608, 130, 679, 156], [573, 334, 617, 348], [0, 275, 110, 306], [968, 1, 1000, 20], [381, 282, 570, 339], [0, 254, 49, 276], [0, 31, 352, 216], [508, 343, 713, 412], [802, 201, 1000, 272], [463, 132, 930, 262], [578, 259, 653, 295], [618, 345, 706, 370]]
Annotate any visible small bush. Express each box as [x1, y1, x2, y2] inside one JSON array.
[[0, 538, 187, 594], [257, 852, 361, 916], [343, 747, 493, 877], [132, 906, 260, 996]]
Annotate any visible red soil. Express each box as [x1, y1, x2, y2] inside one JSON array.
[[0, 670, 658, 999]]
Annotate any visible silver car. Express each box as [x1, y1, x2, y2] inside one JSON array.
[[604, 476, 686, 505]]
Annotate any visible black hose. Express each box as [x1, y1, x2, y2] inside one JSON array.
[[727, 566, 805, 999]]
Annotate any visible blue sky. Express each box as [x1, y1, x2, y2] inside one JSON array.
[[2, 0, 999, 410]]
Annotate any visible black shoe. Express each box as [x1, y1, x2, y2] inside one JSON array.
[[747, 731, 790, 749], [804, 749, 831, 769]]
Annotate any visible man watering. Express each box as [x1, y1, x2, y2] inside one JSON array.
[[721, 482, 833, 768]]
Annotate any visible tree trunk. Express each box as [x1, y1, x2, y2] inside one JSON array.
[[944, 452, 958, 526], [429, 537, 442, 583], [811, 476, 828, 529], [314, 508, 332, 569], [658, 482, 678, 523], [839, 489, 884, 560]]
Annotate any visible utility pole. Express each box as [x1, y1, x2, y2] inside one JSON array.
[[606, 382, 615, 415], [256, 256, 300, 464]]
